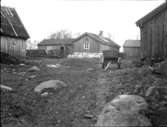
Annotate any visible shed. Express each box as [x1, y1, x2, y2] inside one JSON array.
[[72, 32, 120, 57], [136, 3, 167, 60], [123, 40, 141, 58], [1, 6, 30, 57], [38, 38, 74, 57]]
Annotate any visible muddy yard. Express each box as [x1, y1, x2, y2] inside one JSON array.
[[1, 58, 167, 127]]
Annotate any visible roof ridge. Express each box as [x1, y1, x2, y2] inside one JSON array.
[[1, 6, 30, 39], [136, 2, 166, 26], [1, 6, 15, 10], [123, 40, 140, 47]]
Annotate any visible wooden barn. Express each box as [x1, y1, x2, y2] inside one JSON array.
[[123, 40, 141, 58], [1, 6, 30, 57], [136, 3, 167, 60], [38, 38, 74, 57], [72, 32, 120, 57]]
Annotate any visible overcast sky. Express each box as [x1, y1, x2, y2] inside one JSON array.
[[1, 0, 165, 49]]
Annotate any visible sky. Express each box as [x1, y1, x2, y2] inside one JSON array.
[[1, 0, 165, 49]]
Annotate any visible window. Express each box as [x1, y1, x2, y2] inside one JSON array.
[[84, 38, 89, 50]]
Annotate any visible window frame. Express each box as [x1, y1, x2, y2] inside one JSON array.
[[84, 38, 89, 50]]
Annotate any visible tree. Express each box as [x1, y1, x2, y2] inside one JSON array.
[[48, 30, 72, 39]]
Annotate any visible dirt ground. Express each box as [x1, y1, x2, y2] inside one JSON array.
[[1, 58, 167, 127]]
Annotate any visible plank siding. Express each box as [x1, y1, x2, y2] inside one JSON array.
[[73, 35, 119, 53], [140, 8, 167, 60], [164, 9, 167, 58], [73, 35, 100, 53], [1, 36, 26, 57], [124, 47, 141, 58]]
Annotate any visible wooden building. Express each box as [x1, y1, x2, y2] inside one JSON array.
[[136, 3, 167, 60], [38, 38, 74, 57], [1, 6, 30, 57], [123, 40, 141, 58], [72, 32, 120, 56]]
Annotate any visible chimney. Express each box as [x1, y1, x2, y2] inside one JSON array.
[[99, 30, 103, 36]]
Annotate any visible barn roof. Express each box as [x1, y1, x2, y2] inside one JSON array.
[[1, 6, 30, 39], [123, 40, 140, 48], [38, 38, 74, 46], [73, 32, 120, 48], [136, 2, 166, 27]]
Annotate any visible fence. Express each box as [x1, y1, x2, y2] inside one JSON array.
[[26, 49, 47, 57]]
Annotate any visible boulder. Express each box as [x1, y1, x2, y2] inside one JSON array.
[[96, 95, 151, 127], [47, 64, 61, 68], [87, 68, 95, 72], [28, 66, 40, 72], [110, 95, 148, 114], [41, 92, 49, 97], [145, 86, 157, 97], [34, 80, 67, 93], [18, 72, 26, 76], [158, 60, 167, 76], [29, 75, 36, 79], [0, 85, 12, 91], [150, 60, 167, 76], [145, 86, 167, 100], [20, 63, 25, 66]]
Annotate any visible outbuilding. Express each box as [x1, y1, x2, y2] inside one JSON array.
[[72, 31, 120, 57], [136, 3, 167, 60], [123, 40, 141, 58], [38, 38, 74, 57], [1, 6, 30, 57]]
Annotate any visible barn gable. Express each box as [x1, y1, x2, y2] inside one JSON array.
[[123, 40, 140, 48], [1, 6, 30, 39], [136, 3, 166, 27]]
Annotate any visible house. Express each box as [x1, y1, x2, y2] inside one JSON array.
[[123, 40, 141, 58], [72, 31, 120, 57], [136, 3, 167, 60], [38, 38, 74, 57], [1, 6, 30, 57]]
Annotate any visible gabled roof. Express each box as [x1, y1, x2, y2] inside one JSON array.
[[1, 6, 30, 39], [136, 2, 166, 27], [73, 32, 120, 48], [38, 38, 74, 46], [123, 40, 140, 48]]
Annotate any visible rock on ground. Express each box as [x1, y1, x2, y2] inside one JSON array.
[[111, 95, 148, 114], [28, 66, 40, 72], [158, 60, 167, 76], [34, 80, 67, 93], [145, 86, 167, 99], [47, 64, 61, 68], [0, 85, 13, 91], [96, 95, 151, 127], [87, 68, 96, 72], [151, 60, 167, 76]]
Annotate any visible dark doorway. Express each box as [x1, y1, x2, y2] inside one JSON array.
[[60, 46, 65, 57]]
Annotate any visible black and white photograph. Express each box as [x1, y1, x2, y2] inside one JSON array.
[[1, 0, 167, 127]]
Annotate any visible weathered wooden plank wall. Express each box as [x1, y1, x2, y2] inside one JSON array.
[[1, 36, 26, 57], [73, 35, 100, 53], [73, 35, 119, 53], [124, 47, 141, 58], [140, 9, 167, 59], [164, 8, 167, 58]]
